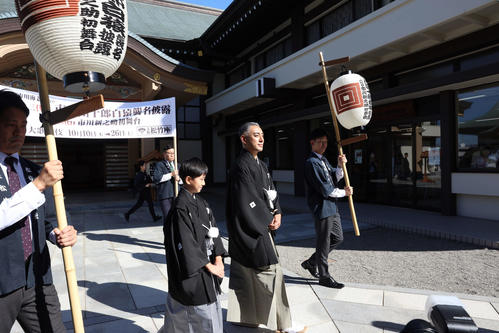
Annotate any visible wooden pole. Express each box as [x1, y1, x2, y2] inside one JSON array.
[[173, 134, 179, 196], [34, 62, 85, 332], [318, 52, 360, 236]]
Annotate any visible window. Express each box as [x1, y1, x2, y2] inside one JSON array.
[[252, 38, 292, 75], [177, 97, 201, 139], [457, 83, 499, 170], [321, 2, 353, 37]]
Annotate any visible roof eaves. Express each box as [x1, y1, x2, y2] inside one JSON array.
[[0, 11, 18, 20]]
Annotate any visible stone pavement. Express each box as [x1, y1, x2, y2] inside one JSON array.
[[9, 188, 499, 332]]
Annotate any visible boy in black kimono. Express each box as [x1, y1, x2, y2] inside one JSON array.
[[162, 157, 226, 333]]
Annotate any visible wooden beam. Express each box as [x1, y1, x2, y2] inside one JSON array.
[[48, 95, 104, 125], [319, 56, 350, 67], [340, 134, 368, 146]]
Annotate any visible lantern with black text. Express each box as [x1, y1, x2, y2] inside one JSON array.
[[15, 0, 128, 93], [329, 71, 372, 129]]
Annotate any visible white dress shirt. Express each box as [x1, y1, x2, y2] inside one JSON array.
[[313, 152, 345, 198], [160, 160, 174, 183], [0, 152, 54, 242]]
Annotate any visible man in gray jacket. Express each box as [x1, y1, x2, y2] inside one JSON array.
[[153, 146, 179, 218]]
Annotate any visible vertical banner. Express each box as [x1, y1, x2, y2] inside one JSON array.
[[1, 84, 175, 138]]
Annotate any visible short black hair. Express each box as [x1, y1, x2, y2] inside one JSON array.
[[163, 145, 173, 151], [179, 157, 208, 181], [309, 128, 329, 141], [138, 160, 146, 167], [238, 122, 260, 137], [0, 90, 30, 118]]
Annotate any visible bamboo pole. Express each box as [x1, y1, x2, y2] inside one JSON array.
[[34, 62, 85, 332], [173, 134, 179, 196], [318, 52, 360, 236]]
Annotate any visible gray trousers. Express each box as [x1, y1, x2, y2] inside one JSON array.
[[0, 284, 65, 333], [307, 213, 343, 278]]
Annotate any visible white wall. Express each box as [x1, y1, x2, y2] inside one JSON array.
[[452, 173, 499, 220], [457, 194, 499, 221]]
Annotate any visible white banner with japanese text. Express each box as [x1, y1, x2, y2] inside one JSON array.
[[1, 84, 176, 139]]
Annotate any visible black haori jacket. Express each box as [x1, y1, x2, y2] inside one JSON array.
[[164, 189, 227, 306], [0, 157, 56, 296], [226, 149, 281, 269]]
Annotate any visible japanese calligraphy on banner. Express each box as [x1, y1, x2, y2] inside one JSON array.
[[79, 0, 126, 61], [1, 85, 175, 139], [15, 0, 128, 85]]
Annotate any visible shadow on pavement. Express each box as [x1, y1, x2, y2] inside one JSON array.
[[283, 275, 315, 286], [84, 232, 164, 250], [372, 320, 405, 332], [132, 252, 165, 264], [62, 310, 151, 332], [78, 280, 167, 313], [278, 228, 485, 252]]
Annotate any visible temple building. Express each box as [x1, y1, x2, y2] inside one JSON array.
[[0, 0, 220, 190], [194, 0, 499, 220]]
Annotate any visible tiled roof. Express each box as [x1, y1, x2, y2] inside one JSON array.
[[128, 0, 221, 41], [0, 0, 221, 41]]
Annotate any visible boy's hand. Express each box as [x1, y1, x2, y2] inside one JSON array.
[[205, 262, 224, 278]]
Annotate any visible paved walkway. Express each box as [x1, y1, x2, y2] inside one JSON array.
[[10, 188, 499, 332]]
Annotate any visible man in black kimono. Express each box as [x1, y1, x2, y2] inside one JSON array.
[[124, 160, 161, 222], [226, 122, 304, 332]]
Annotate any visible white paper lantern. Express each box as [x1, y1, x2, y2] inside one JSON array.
[[16, 0, 128, 93], [329, 71, 372, 129]]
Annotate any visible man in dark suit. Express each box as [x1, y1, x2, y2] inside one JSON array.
[[125, 160, 161, 222], [0, 90, 77, 332], [153, 146, 179, 219], [302, 128, 352, 289]]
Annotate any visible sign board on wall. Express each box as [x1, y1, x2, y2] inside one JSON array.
[[1, 84, 175, 139]]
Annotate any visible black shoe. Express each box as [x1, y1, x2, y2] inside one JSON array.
[[153, 215, 162, 222], [319, 276, 344, 289], [301, 260, 319, 278], [124, 213, 130, 222]]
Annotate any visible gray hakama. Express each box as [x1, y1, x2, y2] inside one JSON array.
[[163, 290, 223, 333], [227, 233, 292, 331]]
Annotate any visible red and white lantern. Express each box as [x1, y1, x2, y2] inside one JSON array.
[[329, 71, 372, 129], [15, 0, 128, 93]]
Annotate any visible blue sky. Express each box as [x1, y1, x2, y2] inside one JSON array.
[[180, 0, 232, 10]]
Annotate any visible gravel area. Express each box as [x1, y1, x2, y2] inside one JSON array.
[[277, 228, 499, 298]]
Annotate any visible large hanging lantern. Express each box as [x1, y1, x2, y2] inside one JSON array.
[[329, 71, 372, 129], [15, 0, 128, 93]]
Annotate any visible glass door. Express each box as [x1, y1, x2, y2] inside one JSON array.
[[364, 121, 441, 211], [390, 124, 415, 207], [366, 127, 390, 204], [415, 120, 441, 210]]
